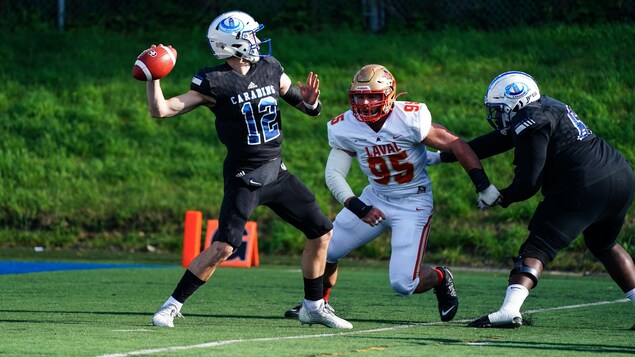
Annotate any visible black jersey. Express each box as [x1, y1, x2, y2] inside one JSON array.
[[190, 57, 285, 175], [499, 96, 631, 206]]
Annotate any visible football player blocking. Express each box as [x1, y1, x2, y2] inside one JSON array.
[[285, 65, 501, 322], [143, 10, 351, 329], [434, 71, 635, 329]]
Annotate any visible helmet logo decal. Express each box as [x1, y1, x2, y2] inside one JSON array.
[[505, 82, 528, 98], [485, 71, 540, 132], [218, 18, 244, 33]]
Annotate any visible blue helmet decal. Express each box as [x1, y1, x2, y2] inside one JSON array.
[[505, 82, 528, 98], [218, 18, 244, 33]]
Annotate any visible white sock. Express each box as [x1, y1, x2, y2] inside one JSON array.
[[164, 296, 183, 311], [500, 284, 529, 314], [626, 288, 635, 307], [303, 298, 324, 311], [487, 284, 529, 323]]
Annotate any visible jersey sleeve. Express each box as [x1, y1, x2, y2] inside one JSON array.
[[327, 113, 353, 152], [412, 103, 432, 141], [500, 124, 550, 207], [267, 56, 284, 73], [511, 107, 549, 140], [190, 68, 212, 96], [440, 130, 514, 163]]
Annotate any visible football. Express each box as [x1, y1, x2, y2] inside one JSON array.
[[132, 45, 177, 81]]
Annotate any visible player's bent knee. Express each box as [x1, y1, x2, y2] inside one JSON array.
[[391, 277, 417, 296], [586, 241, 617, 259], [326, 240, 349, 262], [212, 241, 234, 258]]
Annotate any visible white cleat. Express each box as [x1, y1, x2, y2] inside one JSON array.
[[468, 310, 522, 328], [285, 301, 335, 319], [152, 304, 183, 328], [298, 301, 352, 329]]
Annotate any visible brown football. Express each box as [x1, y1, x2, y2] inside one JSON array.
[[132, 45, 177, 81]]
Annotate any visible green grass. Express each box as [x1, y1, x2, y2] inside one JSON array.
[[0, 23, 634, 266], [0, 260, 632, 356]]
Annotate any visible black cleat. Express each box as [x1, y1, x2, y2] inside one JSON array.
[[284, 303, 302, 318], [467, 314, 523, 328], [285, 301, 334, 319], [434, 266, 459, 322], [630, 323, 635, 331]]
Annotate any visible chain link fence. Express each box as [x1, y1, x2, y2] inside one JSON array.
[[1, 0, 633, 32]]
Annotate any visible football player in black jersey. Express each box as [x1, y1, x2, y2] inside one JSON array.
[[147, 10, 352, 329], [429, 71, 635, 329]]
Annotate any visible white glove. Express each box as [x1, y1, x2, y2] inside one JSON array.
[[426, 150, 442, 166], [477, 184, 502, 210]]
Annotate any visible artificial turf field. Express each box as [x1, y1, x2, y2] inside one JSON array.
[[1, 260, 633, 356]]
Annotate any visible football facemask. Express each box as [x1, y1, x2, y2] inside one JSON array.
[[348, 64, 397, 123]]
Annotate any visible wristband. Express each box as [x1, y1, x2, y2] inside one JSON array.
[[439, 151, 456, 163], [303, 100, 318, 110], [347, 197, 373, 219], [468, 168, 491, 193], [303, 100, 321, 116]]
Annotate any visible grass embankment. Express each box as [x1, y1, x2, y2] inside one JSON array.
[[1, 23, 633, 270]]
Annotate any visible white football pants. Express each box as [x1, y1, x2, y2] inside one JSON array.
[[327, 185, 434, 296]]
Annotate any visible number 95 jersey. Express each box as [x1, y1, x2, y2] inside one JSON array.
[[327, 101, 433, 197]]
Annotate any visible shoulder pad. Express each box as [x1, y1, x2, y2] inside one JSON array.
[[511, 107, 549, 137]]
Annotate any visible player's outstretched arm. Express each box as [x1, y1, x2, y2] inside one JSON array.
[[423, 123, 502, 208], [280, 72, 321, 116], [146, 85, 207, 119]]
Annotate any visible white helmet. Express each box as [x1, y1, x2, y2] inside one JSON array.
[[484, 71, 540, 131], [206, 11, 271, 63]]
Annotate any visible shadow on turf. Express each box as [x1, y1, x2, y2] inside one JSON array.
[[0, 309, 492, 326], [0, 309, 434, 325], [345, 335, 634, 354], [466, 340, 634, 354], [3, 309, 633, 353]]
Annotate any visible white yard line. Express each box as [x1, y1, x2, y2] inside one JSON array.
[[98, 298, 629, 357]]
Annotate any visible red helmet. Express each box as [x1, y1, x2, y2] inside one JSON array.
[[348, 64, 397, 123]]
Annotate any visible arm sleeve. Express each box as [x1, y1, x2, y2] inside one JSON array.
[[325, 148, 355, 205], [499, 125, 550, 207], [281, 84, 321, 116], [280, 84, 303, 107], [439, 130, 514, 163]]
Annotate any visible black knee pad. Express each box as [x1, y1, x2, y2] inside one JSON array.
[[510, 239, 551, 288], [520, 236, 556, 266]]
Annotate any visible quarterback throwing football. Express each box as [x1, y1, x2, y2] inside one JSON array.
[[147, 10, 351, 329]]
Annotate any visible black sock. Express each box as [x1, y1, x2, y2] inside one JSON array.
[[304, 275, 324, 301], [171, 270, 206, 303]]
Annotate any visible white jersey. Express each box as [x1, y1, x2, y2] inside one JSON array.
[[327, 101, 433, 197]]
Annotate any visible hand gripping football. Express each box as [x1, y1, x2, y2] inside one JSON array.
[[132, 45, 177, 81]]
